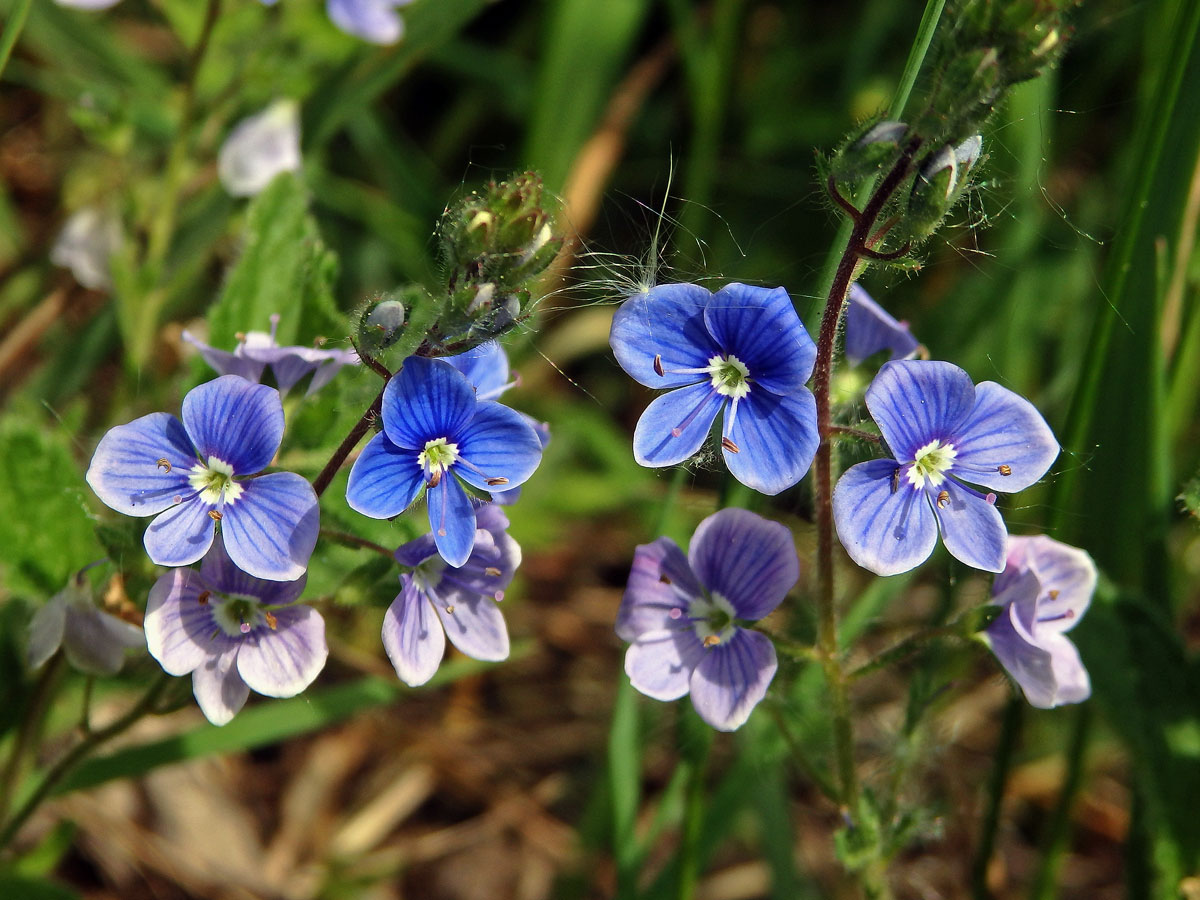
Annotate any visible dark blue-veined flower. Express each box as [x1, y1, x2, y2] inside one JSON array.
[[985, 535, 1094, 708], [383, 504, 519, 686], [615, 508, 798, 731], [833, 360, 1058, 576], [345, 356, 543, 566], [843, 283, 921, 366], [145, 537, 327, 726], [609, 283, 818, 495], [183, 313, 358, 397], [86, 375, 319, 581]]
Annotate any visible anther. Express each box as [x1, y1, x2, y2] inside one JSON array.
[[702, 634, 721, 648], [264, 611, 278, 630], [998, 464, 1012, 476], [428, 469, 443, 488], [208, 509, 223, 521], [445, 605, 455, 614], [486, 477, 509, 486], [721, 436, 740, 453], [659, 574, 672, 585], [1048, 589, 1060, 600], [484, 566, 502, 577], [235, 332, 246, 342], [156, 457, 172, 473], [936, 490, 950, 508], [197, 591, 210, 605], [653, 354, 665, 377], [891, 467, 900, 494]]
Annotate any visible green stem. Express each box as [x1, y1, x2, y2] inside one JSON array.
[[971, 698, 1022, 900], [318, 527, 394, 559], [676, 727, 712, 900], [0, 673, 171, 854], [0, 655, 64, 826], [0, 0, 33, 83]]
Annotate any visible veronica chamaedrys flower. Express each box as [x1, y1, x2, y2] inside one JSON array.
[[985, 536, 1095, 709], [383, 504, 518, 686], [833, 360, 1058, 576], [616, 508, 798, 731], [145, 537, 327, 726], [327, 0, 414, 45], [843, 284, 921, 366], [609, 283, 818, 495], [218, 100, 302, 198], [27, 568, 143, 676], [183, 313, 358, 396], [51, 207, 122, 291], [86, 375, 319, 581], [346, 356, 542, 566]]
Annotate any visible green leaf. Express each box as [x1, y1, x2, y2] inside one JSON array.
[[0, 875, 79, 900], [205, 173, 342, 352]]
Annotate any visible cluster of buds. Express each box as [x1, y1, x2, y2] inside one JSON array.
[[903, 133, 983, 241]]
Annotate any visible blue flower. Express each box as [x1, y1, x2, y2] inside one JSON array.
[[145, 537, 327, 725], [615, 508, 798, 731], [609, 283, 819, 495], [345, 356, 543, 566], [86, 375, 320, 581], [383, 504, 519, 686], [326, 0, 413, 45], [985, 535, 1094, 709], [843, 284, 921, 366], [833, 360, 1059, 575]]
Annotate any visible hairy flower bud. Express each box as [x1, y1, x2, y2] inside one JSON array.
[[902, 135, 983, 242], [830, 118, 911, 183], [356, 296, 407, 354]]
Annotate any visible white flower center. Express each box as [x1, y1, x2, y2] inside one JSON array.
[[690, 592, 738, 647], [211, 592, 270, 637], [417, 437, 460, 476], [906, 439, 957, 489], [705, 354, 751, 399], [188, 456, 244, 505], [412, 557, 448, 593]]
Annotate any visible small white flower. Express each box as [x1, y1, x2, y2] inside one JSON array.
[[51, 207, 122, 291], [218, 100, 302, 198], [28, 573, 144, 677]]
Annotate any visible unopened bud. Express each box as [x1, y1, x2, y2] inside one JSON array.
[[354, 286, 430, 357], [830, 117, 910, 182]]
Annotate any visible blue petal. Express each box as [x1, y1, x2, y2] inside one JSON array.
[[433, 591, 509, 662], [381, 357, 477, 449], [382, 579, 446, 686], [1002, 536, 1096, 635], [454, 401, 543, 491], [723, 389, 818, 495], [689, 509, 799, 620], [948, 381, 1059, 492], [632, 383, 723, 468], [833, 459, 939, 576], [625, 629, 706, 701], [609, 283, 719, 388], [199, 535, 308, 606], [843, 283, 920, 366], [688, 628, 777, 731], [182, 331, 267, 382], [236, 605, 328, 697], [346, 433, 424, 519], [191, 646, 249, 726], [616, 536, 704, 642], [394, 532, 439, 568], [221, 472, 320, 581], [865, 360, 975, 461], [144, 499, 216, 568], [326, 0, 408, 45], [427, 475, 476, 567], [86, 412, 196, 516], [444, 342, 512, 400], [145, 568, 219, 676], [932, 481, 1007, 573], [986, 569, 1059, 708], [181, 375, 284, 474], [704, 283, 816, 394]]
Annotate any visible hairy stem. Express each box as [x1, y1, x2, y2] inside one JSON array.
[[311, 385, 385, 498]]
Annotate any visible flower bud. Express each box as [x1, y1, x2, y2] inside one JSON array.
[[902, 135, 983, 242], [355, 286, 429, 357], [830, 118, 909, 182]]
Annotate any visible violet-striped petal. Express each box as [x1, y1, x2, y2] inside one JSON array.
[[948, 382, 1059, 492], [346, 433, 424, 519], [1001, 536, 1096, 634], [632, 382, 723, 468], [865, 361, 975, 462], [63, 607, 143, 676], [433, 592, 509, 662], [191, 647, 250, 726], [625, 629, 706, 701], [236, 606, 328, 697], [609, 283, 720, 388], [86, 413, 196, 516], [931, 483, 1007, 573], [723, 389, 818, 495], [180, 375, 284, 475], [843, 284, 919, 366], [382, 580, 446, 687], [445, 342, 512, 400], [427, 476, 476, 567], [688, 629, 777, 731], [144, 500, 216, 569], [833, 459, 939, 576], [221, 472, 319, 581], [689, 508, 798, 620], [181, 331, 266, 383], [703, 283, 816, 395], [200, 535, 308, 606], [326, 0, 410, 45], [382, 357, 476, 449], [145, 569, 227, 676], [615, 537, 704, 641], [454, 401, 543, 491]]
